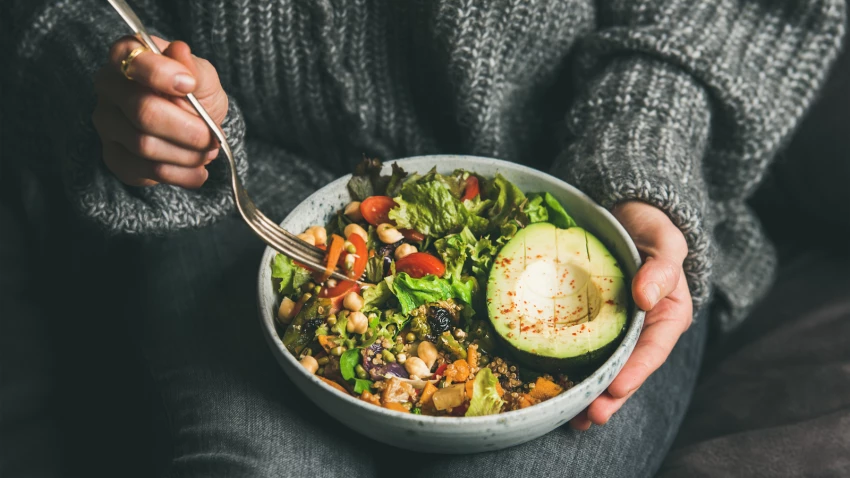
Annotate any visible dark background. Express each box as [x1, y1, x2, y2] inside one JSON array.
[[1, 25, 848, 478]]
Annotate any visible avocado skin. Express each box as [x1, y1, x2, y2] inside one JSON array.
[[495, 323, 626, 375]]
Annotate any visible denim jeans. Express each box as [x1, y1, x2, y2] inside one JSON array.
[[113, 212, 708, 478]]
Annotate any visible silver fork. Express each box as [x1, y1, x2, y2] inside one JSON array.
[[107, 0, 357, 283]]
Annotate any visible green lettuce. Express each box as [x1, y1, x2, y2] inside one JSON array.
[[340, 348, 361, 381], [390, 273, 455, 315], [434, 227, 499, 287], [465, 367, 504, 417], [522, 193, 549, 224], [528, 192, 577, 229], [388, 172, 488, 236], [271, 254, 311, 295], [340, 348, 373, 393], [362, 278, 393, 311], [483, 174, 528, 229]]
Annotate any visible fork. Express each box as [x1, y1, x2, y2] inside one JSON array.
[[107, 0, 357, 283]]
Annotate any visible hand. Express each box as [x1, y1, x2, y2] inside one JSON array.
[[92, 36, 228, 188], [570, 201, 693, 430]]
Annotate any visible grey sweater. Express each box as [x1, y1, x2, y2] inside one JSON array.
[[2, 0, 845, 330]]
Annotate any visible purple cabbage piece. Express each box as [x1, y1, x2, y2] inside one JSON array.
[[361, 343, 409, 380]]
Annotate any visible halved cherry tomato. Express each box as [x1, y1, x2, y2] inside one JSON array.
[[320, 281, 360, 313], [360, 196, 396, 226], [318, 234, 345, 282], [395, 252, 446, 279], [400, 228, 425, 242], [340, 233, 368, 280], [461, 176, 479, 201]]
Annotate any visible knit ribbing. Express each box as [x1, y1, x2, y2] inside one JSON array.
[[2, 0, 845, 328]]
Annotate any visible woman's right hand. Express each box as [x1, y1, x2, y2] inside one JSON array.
[[93, 36, 228, 188]]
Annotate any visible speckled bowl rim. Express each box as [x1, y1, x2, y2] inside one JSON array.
[[257, 155, 645, 425]]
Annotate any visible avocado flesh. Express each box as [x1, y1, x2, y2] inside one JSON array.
[[486, 223, 628, 373]]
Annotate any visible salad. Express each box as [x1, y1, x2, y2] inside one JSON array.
[[272, 159, 628, 416]]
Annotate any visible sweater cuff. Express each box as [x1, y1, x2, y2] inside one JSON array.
[[69, 96, 249, 235], [553, 56, 715, 309]]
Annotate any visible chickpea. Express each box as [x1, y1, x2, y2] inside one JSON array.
[[376, 223, 404, 244], [346, 311, 368, 334], [296, 232, 316, 246], [417, 341, 439, 370], [343, 291, 364, 312], [397, 353, 407, 364], [394, 243, 417, 260], [404, 356, 431, 378], [305, 225, 327, 246], [277, 297, 296, 324], [344, 201, 363, 222], [300, 355, 319, 374], [344, 223, 368, 242]]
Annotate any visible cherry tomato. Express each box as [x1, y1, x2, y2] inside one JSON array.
[[340, 233, 368, 280], [360, 196, 396, 226], [461, 176, 480, 201], [395, 252, 446, 278], [400, 228, 425, 242], [320, 281, 360, 314]]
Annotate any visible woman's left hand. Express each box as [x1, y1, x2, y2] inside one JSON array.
[[570, 201, 693, 430]]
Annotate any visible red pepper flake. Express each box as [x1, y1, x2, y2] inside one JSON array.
[[606, 300, 615, 305]]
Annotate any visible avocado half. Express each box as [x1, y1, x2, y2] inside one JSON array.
[[486, 222, 628, 374]]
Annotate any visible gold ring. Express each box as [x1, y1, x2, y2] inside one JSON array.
[[120, 45, 149, 80]]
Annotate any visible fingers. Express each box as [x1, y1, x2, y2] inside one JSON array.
[[632, 256, 681, 310], [569, 409, 592, 431], [608, 274, 692, 400], [96, 73, 216, 150], [101, 141, 209, 189], [109, 36, 198, 96], [93, 103, 219, 167]]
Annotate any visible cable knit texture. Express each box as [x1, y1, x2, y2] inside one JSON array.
[[1, 0, 845, 330]]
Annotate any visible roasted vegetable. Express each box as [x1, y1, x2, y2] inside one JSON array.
[[438, 331, 467, 360]]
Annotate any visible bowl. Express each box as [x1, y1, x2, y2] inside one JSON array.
[[256, 155, 644, 454]]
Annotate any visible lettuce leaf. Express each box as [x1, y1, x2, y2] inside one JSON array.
[[353, 379, 373, 394], [347, 158, 409, 200], [390, 273, 455, 315], [388, 173, 488, 236], [362, 279, 394, 312], [340, 348, 361, 381], [542, 192, 577, 229], [527, 192, 577, 229], [522, 193, 549, 224], [483, 174, 528, 229], [465, 367, 504, 417], [434, 227, 498, 286], [271, 254, 312, 295]]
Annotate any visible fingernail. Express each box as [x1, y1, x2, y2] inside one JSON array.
[[174, 73, 196, 94], [644, 283, 661, 307]]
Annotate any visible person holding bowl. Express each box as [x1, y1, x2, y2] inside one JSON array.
[[2, 0, 844, 476]]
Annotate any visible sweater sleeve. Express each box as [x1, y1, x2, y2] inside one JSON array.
[[3, 0, 249, 235], [553, 0, 846, 310]]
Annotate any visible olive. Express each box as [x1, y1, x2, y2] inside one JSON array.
[[428, 307, 452, 335]]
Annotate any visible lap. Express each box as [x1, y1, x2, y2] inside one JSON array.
[[118, 214, 707, 478], [116, 214, 377, 477]]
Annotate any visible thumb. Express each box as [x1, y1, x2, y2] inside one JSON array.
[[633, 255, 681, 310]]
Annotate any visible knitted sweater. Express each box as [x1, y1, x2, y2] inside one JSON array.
[[2, 0, 845, 330]]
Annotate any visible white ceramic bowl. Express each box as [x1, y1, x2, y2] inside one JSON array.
[[257, 155, 644, 454]]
